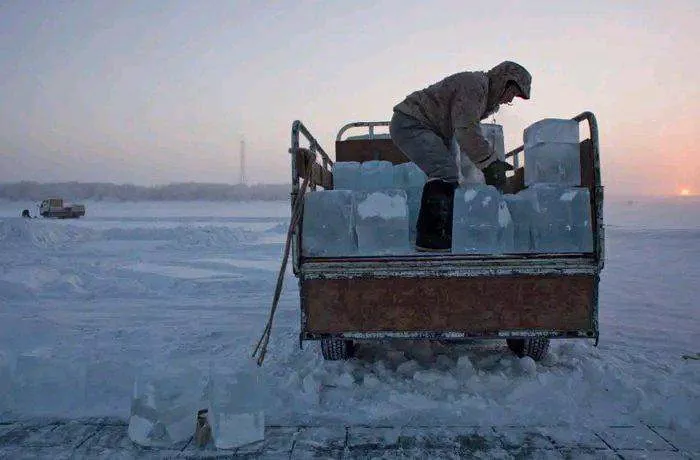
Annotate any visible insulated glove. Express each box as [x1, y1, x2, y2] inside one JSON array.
[[483, 159, 514, 191]]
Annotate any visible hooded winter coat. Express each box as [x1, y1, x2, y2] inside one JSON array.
[[393, 61, 531, 170]]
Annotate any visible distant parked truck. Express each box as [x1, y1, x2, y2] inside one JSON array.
[[39, 198, 86, 219]]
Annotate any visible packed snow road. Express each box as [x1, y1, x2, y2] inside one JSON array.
[[0, 198, 698, 437]]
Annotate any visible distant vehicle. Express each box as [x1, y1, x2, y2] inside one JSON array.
[[39, 198, 86, 219]]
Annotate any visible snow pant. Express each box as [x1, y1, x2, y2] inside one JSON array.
[[389, 110, 457, 182]]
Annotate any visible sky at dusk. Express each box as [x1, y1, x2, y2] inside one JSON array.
[[0, 0, 698, 196]]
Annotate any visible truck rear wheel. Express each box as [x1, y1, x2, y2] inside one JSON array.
[[506, 337, 550, 361], [320, 338, 354, 361]]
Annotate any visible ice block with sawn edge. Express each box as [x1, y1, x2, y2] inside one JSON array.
[[524, 118, 579, 148], [358, 160, 394, 191], [207, 365, 266, 449], [481, 123, 506, 161], [355, 189, 410, 255], [504, 193, 537, 253], [524, 185, 593, 253], [302, 190, 357, 257], [524, 142, 581, 186], [393, 161, 427, 189], [129, 366, 205, 447], [452, 185, 513, 254], [333, 161, 361, 190]]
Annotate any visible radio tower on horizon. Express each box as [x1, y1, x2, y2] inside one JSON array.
[[239, 138, 246, 185]]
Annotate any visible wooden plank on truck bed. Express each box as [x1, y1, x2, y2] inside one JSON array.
[[335, 139, 409, 164], [302, 275, 595, 335]]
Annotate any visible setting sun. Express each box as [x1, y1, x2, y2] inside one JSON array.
[[680, 189, 691, 196]]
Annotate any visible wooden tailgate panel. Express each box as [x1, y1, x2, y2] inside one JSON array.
[[335, 139, 409, 165], [302, 275, 594, 334]]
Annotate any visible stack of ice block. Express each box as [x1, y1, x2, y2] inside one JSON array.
[[393, 162, 427, 244], [503, 193, 536, 253], [355, 190, 410, 255], [524, 119, 581, 186], [481, 123, 506, 161], [302, 190, 357, 257], [358, 160, 394, 191], [523, 185, 593, 253], [332, 161, 361, 190], [452, 185, 513, 254]]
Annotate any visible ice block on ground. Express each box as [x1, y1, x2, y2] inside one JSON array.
[[393, 162, 427, 189], [302, 190, 357, 257], [207, 366, 266, 449], [481, 123, 506, 161], [358, 160, 394, 191], [504, 193, 537, 253], [524, 118, 579, 147], [452, 185, 513, 254], [332, 161, 361, 190], [355, 190, 410, 255], [524, 142, 581, 186], [0, 351, 12, 414], [85, 360, 136, 412], [129, 367, 205, 447], [10, 352, 87, 415], [526, 185, 593, 253]]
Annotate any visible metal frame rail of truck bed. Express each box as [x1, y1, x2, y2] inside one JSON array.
[[289, 112, 604, 361]]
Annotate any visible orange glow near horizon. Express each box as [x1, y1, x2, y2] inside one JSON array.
[[680, 189, 691, 196]]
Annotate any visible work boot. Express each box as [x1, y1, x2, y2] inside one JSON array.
[[415, 179, 458, 252]]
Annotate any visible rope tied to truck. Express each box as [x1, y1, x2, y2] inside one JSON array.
[[252, 149, 313, 366]]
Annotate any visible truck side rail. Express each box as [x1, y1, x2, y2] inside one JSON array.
[[290, 120, 334, 274], [336, 121, 391, 141]]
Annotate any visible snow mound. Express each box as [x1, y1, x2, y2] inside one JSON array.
[[264, 222, 289, 234], [0, 218, 92, 247], [102, 225, 252, 247]]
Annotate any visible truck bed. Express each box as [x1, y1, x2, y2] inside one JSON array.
[[289, 113, 604, 343]]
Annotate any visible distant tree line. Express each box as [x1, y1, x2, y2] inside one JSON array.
[[0, 181, 291, 202]]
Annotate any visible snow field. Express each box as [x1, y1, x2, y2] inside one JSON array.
[[0, 198, 698, 443]]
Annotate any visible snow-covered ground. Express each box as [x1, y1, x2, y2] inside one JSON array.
[[0, 197, 698, 437]]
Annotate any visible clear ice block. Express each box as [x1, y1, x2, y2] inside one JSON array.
[[452, 185, 513, 254], [207, 366, 266, 449], [355, 190, 410, 255], [504, 193, 537, 253], [526, 185, 593, 253], [358, 160, 394, 191], [129, 366, 206, 447], [393, 162, 427, 189], [524, 118, 579, 147], [481, 123, 506, 161], [453, 137, 486, 185], [332, 161, 361, 190], [302, 190, 357, 257], [524, 142, 581, 186]]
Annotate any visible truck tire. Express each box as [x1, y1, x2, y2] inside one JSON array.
[[320, 338, 354, 361], [506, 337, 550, 361]]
